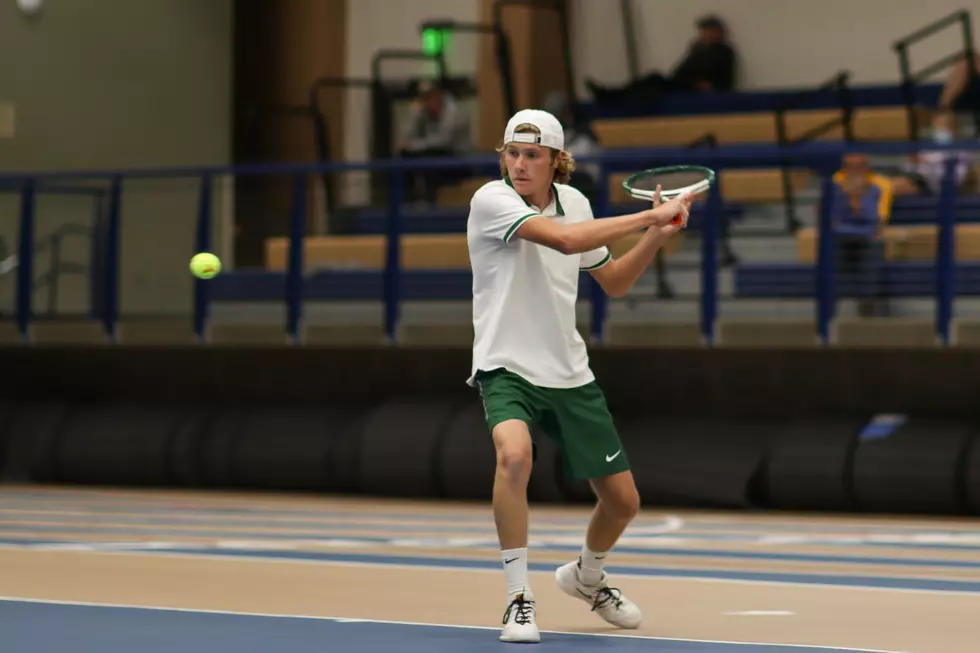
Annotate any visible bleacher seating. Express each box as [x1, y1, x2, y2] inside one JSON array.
[[264, 230, 684, 273], [342, 201, 746, 235], [591, 107, 930, 148], [796, 224, 980, 263], [734, 262, 980, 299], [578, 82, 944, 120], [258, 79, 971, 312], [737, 197, 980, 300]]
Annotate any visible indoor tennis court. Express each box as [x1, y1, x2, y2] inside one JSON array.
[[0, 485, 976, 652]]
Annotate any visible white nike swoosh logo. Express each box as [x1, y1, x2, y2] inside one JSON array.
[[605, 451, 621, 462]]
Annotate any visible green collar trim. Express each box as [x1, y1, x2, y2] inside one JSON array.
[[504, 176, 564, 216]]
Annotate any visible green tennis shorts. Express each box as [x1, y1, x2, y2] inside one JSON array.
[[474, 367, 630, 481]]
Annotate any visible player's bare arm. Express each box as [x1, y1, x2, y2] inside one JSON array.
[[589, 185, 685, 297], [512, 194, 690, 255]]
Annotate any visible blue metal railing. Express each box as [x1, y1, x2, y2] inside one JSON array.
[[0, 138, 977, 345], [0, 182, 104, 322]]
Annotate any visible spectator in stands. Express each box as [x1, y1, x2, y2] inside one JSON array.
[[585, 15, 738, 106], [891, 112, 972, 197], [938, 53, 980, 115], [398, 79, 473, 202], [831, 154, 893, 317]]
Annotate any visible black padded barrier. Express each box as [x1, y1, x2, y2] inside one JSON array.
[[196, 406, 249, 488], [436, 403, 496, 501], [357, 398, 465, 498], [0, 402, 74, 483], [0, 403, 15, 479], [325, 404, 375, 494], [51, 402, 198, 486], [166, 407, 216, 487], [963, 432, 980, 514], [5, 346, 980, 418], [761, 418, 864, 511], [619, 416, 780, 508], [850, 417, 976, 515], [228, 404, 357, 491]]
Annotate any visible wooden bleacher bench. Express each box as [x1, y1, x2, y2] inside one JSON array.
[[796, 224, 980, 263], [436, 167, 809, 210], [592, 107, 932, 148], [264, 231, 683, 272]]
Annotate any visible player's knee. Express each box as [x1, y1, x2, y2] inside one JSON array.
[[492, 420, 533, 481], [602, 483, 640, 521]]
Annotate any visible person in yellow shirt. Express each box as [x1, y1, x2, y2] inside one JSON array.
[[830, 154, 892, 316]]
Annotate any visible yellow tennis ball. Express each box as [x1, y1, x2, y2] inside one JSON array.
[[190, 252, 221, 279]]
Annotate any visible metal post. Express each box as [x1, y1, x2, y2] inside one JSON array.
[[816, 171, 836, 345], [962, 12, 979, 136], [384, 165, 405, 344], [16, 179, 36, 342], [620, 0, 639, 80], [286, 173, 307, 344], [193, 174, 213, 343], [89, 192, 105, 320], [896, 46, 919, 140], [701, 174, 722, 346], [935, 156, 959, 345], [103, 176, 123, 343]]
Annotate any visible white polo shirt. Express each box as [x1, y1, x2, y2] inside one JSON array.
[[466, 177, 611, 389]]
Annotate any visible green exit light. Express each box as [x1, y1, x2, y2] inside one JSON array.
[[422, 27, 450, 56]]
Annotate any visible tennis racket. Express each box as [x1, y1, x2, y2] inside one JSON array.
[[621, 165, 717, 224]]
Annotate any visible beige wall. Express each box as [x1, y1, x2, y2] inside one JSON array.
[[0, 0, 232, 316]]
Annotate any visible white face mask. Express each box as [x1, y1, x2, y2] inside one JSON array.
[[933, 128, 953, 144]]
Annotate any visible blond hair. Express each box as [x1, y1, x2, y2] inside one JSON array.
[[496, 123, 576, 184]]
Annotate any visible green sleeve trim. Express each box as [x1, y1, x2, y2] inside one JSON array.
[[503, 213, 539, 242], [580, 251, 612, 271]]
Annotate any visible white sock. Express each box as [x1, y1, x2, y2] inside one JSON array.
[[501, 547, 531, 598], [578, 546, 607, 586]]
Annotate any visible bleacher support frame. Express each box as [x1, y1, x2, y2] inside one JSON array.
[[774, 71, 854, 232], [893, 10, 979, 139]]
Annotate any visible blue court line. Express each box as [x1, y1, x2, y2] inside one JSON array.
[[0, 497, 603, 526], [5, 493, 978, 538], [0, 524, 978, 571], [3, 491, 978, 535], [0, 599, 896, 653], [3, 538, 978, 595], [3, 512, 980, 553]]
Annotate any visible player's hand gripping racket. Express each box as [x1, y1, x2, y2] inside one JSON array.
[[621, 165, 717, 225]]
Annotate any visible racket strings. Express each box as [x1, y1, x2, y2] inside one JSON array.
[[627, 171, 711, 193]]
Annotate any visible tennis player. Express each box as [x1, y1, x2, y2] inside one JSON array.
[[466, 108, 691, 643]]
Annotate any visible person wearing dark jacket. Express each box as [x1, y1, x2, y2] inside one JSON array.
[[586, 15, 738, 105]]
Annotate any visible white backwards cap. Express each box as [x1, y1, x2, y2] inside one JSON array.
[[503, 109, 564, 151]]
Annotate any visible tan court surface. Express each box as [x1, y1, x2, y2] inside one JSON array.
[[0, 486, 977, 652]]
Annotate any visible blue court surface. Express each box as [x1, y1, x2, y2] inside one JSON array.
[[0, 599, 897, 653]]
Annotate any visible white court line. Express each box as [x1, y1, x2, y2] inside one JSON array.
[[723, 611, 796, 616], [0, 542, 976, 600], [0, 595, 908, 653]]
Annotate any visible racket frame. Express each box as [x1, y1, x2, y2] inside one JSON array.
[[621, 165, 717, 202]]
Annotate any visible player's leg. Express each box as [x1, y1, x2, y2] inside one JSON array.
[[585, 469, 641, 554], [546, 381, 643, 629], [475, 368, 547, 643]]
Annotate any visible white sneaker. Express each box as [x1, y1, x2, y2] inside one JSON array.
[[555, 560, 642, 629], [500, 592, 540, 643]]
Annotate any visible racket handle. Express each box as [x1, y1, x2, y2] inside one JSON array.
[[672, 215, 683, 225]]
